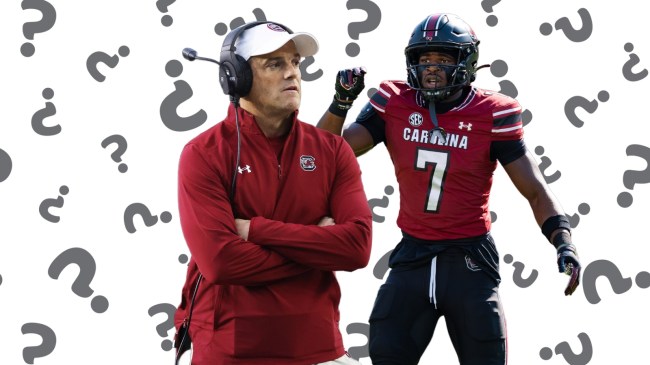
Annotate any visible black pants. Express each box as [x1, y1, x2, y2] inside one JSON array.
[[368, 246, 506, 365]]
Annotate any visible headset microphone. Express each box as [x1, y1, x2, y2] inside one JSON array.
[[182, 47, 222, 65]]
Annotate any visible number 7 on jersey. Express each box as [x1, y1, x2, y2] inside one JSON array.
[[415, 148, 450, 213]]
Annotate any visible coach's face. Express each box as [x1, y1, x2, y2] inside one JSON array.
[[418, 51, 455, 89], [246, 41, 302, 119]]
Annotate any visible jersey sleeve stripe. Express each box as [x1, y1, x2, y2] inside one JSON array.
[[369, 86, 390, 113], [492, 124, 523, 133], [493, 112, 522, 128], [492, 106, 522, 117]]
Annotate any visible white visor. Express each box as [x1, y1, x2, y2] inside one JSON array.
[[234, 23, 319, 60]]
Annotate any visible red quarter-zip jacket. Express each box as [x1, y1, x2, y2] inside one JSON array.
[[174, 104, 372, 365]]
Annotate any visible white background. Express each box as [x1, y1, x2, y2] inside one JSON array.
[[1, 0, 649, 364]]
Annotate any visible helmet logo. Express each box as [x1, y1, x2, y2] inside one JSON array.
[[409, 112, 424, 127]]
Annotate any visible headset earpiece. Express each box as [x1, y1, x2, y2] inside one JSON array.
[[219, 21, 293, 98]]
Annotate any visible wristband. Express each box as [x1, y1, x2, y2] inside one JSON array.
[[541, 215, 571, 242], [551, 230, 573, 250], [329, 98, 351, 117]]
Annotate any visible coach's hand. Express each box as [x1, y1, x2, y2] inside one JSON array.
[[556, 241, 581, 296], [331, 67, 367, 111]]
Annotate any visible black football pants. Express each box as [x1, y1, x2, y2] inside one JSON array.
[[368, 247, 506, 365]]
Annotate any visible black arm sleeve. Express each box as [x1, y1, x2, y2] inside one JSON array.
[[354, 102, 386, 146], [490, 139, 526, 165]]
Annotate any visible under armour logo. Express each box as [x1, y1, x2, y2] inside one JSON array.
[[238, 165, 251, 174], [458, 121, 472, 131]]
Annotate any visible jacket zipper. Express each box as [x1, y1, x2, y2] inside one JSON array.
[[278, 164, 282, 179]]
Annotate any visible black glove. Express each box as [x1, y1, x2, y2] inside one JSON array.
[[554, 231, 581, 296], [330, 67, 367, 115]]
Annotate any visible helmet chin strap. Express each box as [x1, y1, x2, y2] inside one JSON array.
[[427, 100, 447, 144]]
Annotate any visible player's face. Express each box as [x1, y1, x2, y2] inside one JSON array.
[[418, 51, 455, 89], [247, 41, 302, 118]]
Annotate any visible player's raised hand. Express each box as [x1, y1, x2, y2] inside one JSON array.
[[332, 67, 367, 111]]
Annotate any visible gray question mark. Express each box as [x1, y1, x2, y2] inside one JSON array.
[[346, 322, 370, 360], [503, 254, 539, 288], [39, 185, 69, 223], [22, 323, 56, 364], [540, 332, 593, 365], [161, 60, 208, 132], [148, 303, 177, 351], [86, 46, 130, 82], [214, 8, 267, 35], [0, 148, 12, 183], [564, 91, 609, 128], [345, 0, 382, 57], [300, 56, 323, 82], [581, 259, 650, 304], [20, 0, 56, 57], [48, 247, 109, 313], [101, 134, 128, 173], [566, 203, 590, 228], [490, 211, 498, 223], [156, 0, 176, 27], [490, 60, 533, 126], [481, 0, 501, 27], [32, 88, 61, 136], [368, 185, 394, 223], [617, 144, 650, 208], [124, 202, 172, 233], [373, 249, 393, 280], [622, 42, 648, 82], [534, 146, 561, 184], [540, 8, 593, 42]]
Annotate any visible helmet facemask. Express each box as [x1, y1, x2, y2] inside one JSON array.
[[406, 45, 473, 103]]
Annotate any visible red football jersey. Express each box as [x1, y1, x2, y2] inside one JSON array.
[[367, 81, 524, 240]]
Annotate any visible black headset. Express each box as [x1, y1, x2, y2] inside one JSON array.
[[218, 21, 294, 98]]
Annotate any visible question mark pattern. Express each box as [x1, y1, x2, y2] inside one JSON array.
[[564, 91, 610, 128], [148, 303, 177, 351], [534, 146, 561, 184], [20, 0, 57, 57], [622, 43, 648, 82], [481, 0, 502, 27], [346, 322, 370, 360], [22, 322, 57, 364], [160, 60, 208, 132], [581, 259, 650, 304], [48, 247, 109, 313], [540, 8, 593, 43], [4, 2, 650, 364], [39, 185, 69, 223], [503, 254, 539, 288], [0, 148, 12, 183], [540, 332, 593, 365], [490, 60, 533, 126], [617, 144, 650, 208], [124, 202, 172, 233], [345, 0, 382, 57], [156, 0, 177, 27], [32, 88, 61, 136], [86, 46, 131, 82], [367, 185, 394, 223], [214, 8, 267, 35], [373, 248, 393, 280], [101, 134, 129, 173], [566, 203, 591, 228]]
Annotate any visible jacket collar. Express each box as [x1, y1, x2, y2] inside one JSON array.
[[226, 103, 299, 136]]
